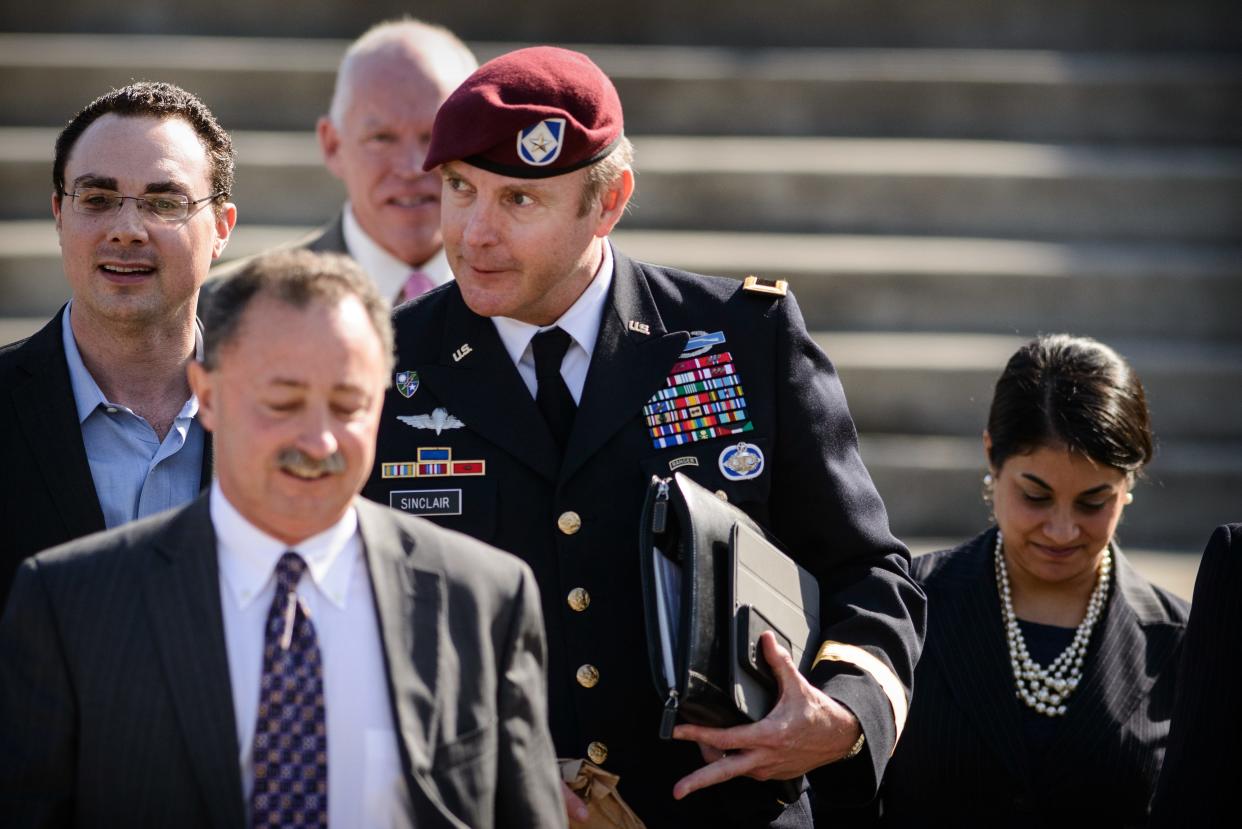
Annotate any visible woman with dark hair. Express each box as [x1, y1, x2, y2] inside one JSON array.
[[873, 334, 1189, 825]]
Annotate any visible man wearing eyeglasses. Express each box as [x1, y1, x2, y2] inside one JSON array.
[[0, 81, 236, 605]]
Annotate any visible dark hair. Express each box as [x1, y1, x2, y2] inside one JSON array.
[[987, 334, 1153, 475], [53, 82, 234, 209], [201, 249, 394, 373]]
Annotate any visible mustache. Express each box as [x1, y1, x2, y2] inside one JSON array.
[[276, 447, 347, 478]]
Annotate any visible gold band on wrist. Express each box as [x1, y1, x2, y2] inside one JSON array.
[[812, 641, 909, 749]]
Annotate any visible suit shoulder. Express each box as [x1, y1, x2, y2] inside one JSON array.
[[0, 314, 60, 371], [23, 505, 188, 586], [910, 531, 994, 588], [357, 500, 532, 587]]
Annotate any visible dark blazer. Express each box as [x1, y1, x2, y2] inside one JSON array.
[[206, 212, 347, 282], [364, 249, 926, 827], [0, 310, 212, 605], [0, 495, 563, 829], [1150, 523, 1241, 826], [874, 529, 1187, 827]]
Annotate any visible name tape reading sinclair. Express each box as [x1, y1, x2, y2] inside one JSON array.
[[390, 488, 462, 516]]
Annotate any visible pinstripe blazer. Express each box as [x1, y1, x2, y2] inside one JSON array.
[[874, 529, 1187, 826], [0, 494, 563, 829], [1150, 523, 1241, 826]]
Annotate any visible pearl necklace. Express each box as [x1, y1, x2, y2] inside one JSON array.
[[994, 530, 1111, 718]]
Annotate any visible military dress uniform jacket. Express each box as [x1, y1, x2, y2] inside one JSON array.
[[0, 309, 212, 605], [364, 249, 926, 827], [872, 529, 1187, 827]]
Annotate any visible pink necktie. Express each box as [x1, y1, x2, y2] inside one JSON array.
[[397, 270, 435, 305]]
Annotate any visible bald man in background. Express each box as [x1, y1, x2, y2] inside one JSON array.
[[212, 18, 476, 304]]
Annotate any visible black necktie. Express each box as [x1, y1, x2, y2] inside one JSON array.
[[532, 327, 577, 451], [250, 552, 328, 828]]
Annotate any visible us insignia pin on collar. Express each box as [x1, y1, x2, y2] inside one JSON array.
[[452, 343, 473, 362], [398, 407, 465, 435], [395, 370, 419, 398], [719, 441, 764, 480], [517, 118, 566, 166], [628, 320, 651, 335]]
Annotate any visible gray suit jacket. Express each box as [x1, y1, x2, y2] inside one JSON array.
[[0, 495, 564, 829]]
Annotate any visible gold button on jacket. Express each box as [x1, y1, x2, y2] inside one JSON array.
[[557, 510, 582, 535], [576, 664, 600, 688], [587, 741, 609, 765], [567, 587, 591, 611]]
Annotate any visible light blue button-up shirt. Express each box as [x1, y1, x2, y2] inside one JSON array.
[[62, 303, 207, 530]]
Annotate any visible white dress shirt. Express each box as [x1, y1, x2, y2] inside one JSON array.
[[342, 202, 453, 300], [212, 482, 407, 826], [492, 239, 615, 403]]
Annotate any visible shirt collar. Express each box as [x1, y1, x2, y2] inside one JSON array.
[[342, 202, 453, 300], [210, 480, 360, 611], [61, 301, 203, 425], [492, 238, 614, 368]]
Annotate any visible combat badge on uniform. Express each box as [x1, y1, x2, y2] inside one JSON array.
[[398, 407, 465, 435], [642, 331, 755, 450], [719, 441, 764, 481], [395, 370, 419, 398]]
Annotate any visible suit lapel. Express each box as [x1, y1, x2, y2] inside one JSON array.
[[9, 310, 106, 540], [929, 531, 1033, 785], [358, 500, 442, 776], [141, 496, 245, 829], [1037, 547, 1182, 784], [416, 291, 561, 481], [305, 212, 348, 255], [562, 253, 689, 481]]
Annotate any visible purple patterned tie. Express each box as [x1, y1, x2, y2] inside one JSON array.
[[250, 552, 328, 828], [396, 269, 435, 305]]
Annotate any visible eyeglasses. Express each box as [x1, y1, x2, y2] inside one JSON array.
[[60, 188, 225, 222]]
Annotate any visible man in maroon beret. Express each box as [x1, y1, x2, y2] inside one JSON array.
[[365, 46, 924, 828]]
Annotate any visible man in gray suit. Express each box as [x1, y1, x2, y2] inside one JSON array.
[[0, 249, 563, 828], [213, 18, 477, 305]]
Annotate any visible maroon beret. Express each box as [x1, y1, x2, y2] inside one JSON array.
[[423, 46, 623, 179]]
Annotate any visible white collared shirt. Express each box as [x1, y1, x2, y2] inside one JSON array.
[[492, 239, 615, 403], [342, 202, 454, 300], [212, 482, 406, 826]]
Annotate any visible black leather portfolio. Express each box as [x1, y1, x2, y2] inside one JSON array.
[[639, 472, 821, 739]]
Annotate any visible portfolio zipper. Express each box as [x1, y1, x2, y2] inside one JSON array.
[[659, 688, 680, 739], [652, 476, 678, 738]]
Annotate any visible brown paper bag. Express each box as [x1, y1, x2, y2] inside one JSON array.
[[559, 758, 646, 829]]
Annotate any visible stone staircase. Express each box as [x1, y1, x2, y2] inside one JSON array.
[[1, 3, 1238, 556]]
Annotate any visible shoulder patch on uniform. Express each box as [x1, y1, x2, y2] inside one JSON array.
[[742, 275, 787, 297]]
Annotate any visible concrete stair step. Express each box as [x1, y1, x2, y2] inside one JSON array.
[[4, 222, 1238, 342], [633, 136, 1242, 241], [8, 1, 1240, 50], [860, 433, 1242, 551], [2, 34, 1237, 142], [4, 129, 1239, 241], [818, 332, 1242, 440]]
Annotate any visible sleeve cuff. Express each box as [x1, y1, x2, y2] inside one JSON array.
[[812, 640, 908, 746]]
